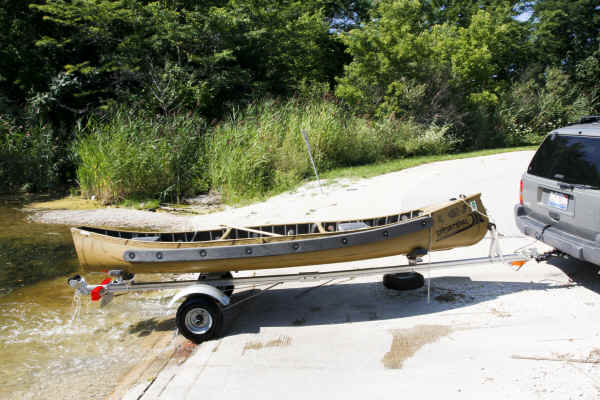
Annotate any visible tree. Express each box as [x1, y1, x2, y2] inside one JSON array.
[[530, 0, 600, 71], [336, 0, 527, 138], [0, 0, 60, 110]]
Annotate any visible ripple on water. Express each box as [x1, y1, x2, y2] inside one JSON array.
[[0, 283, 178, 399], [0, 204, 181, 399]]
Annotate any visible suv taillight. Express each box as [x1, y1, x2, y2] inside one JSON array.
[[519, 179, 523, 205]]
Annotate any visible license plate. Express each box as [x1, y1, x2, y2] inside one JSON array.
[[548, 191, 568, 211]]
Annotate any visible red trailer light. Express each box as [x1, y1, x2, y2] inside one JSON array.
[[519, 179, 523, 204]]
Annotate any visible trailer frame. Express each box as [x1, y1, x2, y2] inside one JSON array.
[[68, 243, 538, 343]]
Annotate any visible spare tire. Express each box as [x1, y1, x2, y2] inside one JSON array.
[[383, 272, 425, 291]]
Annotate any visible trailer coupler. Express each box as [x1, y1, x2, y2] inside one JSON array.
[[68, 269, 135, 305], [535, 249, 568, 263]]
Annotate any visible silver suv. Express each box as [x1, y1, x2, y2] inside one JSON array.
[[514, 116, 600, 266]]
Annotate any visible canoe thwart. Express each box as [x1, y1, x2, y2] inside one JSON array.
[[220, 224, 282, 237]]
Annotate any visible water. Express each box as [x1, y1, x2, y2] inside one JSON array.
[[0, 199, 175, 400]]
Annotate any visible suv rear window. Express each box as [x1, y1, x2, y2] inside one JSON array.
[[528, 134, 600, 187]]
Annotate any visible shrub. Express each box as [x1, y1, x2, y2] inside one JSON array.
[[0, 115, 62, 193], [498, 67, 595, 145]]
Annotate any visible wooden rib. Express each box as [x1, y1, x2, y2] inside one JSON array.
[[219, 225, 282, 237]]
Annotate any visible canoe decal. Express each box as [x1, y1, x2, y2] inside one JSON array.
[[435, 213, 479, 241]]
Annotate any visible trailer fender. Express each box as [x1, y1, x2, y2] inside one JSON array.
[[168, 284, 230, 308]]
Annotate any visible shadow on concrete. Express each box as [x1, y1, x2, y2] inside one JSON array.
[[222, 276, 571, 337], [546, 256, 600, 295], [128, 317, 176, 337]]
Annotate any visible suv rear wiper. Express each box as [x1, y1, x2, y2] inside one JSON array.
[[558, 183, 600, 190]]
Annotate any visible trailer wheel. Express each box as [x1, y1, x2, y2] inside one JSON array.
[[176, 296, 223, 344], [383, 272, 425, 291]]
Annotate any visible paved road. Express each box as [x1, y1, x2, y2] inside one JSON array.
[[124, 151, 600, 400]]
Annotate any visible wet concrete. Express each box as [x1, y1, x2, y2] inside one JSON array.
[[382, 325, 452, 369], [242, 336, 292, 355]]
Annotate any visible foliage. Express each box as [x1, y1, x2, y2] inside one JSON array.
[[498, 67, 595, 145], [528, 0, 600, 71], [0, 115, 63, 193], [73, 109, 207, 203], [206, 95, 456, 200], [335, 0, 529, 147], [28, 0, 348, 118], [1, 0, 599, 201]]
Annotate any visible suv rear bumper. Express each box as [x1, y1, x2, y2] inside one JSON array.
[[514, 204, 600, 266]]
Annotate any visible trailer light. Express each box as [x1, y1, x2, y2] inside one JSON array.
[[91, 286, 104, 301], [519, 180, 523, 205], [90, 278, 112, 301], [511, 260, 526, 270]]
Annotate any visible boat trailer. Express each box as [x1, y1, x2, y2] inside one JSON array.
[[68, 235, 540, 343]]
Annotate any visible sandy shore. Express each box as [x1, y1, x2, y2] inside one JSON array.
[[28, 207, 193, 230]]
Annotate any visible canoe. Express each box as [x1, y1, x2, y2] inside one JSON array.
[[71, 193, 489, 274]]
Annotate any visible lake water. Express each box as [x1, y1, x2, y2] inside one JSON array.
[[0, 200, 174, 399]]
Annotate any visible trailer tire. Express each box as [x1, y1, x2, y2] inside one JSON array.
[[176, 296, 223, 344], [383, 272, 425, 291]]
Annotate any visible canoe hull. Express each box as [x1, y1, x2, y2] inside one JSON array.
[[71, 194, 489, 274]]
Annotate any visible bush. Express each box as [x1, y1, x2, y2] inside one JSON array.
[[71, 97, 460, 203], [498, 67, 595, 145], [402, 123, 457, 155], [0, 115, 62, 193], [74, 109, 207, 203]]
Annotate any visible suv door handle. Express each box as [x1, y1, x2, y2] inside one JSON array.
[[549, 211, 560, 221]]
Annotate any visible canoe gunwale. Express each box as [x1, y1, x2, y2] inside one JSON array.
[[124, 215, 434, 263]]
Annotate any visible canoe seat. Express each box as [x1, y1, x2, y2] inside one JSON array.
[[132, 236, 161, 242], [337, 222, 370, 231]]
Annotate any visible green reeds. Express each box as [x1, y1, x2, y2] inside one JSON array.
[[73, 98, 457, 203], [74, 109, 206, 203], [206, 97, 456, 201]]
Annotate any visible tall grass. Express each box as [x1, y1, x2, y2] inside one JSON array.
[[74, 109, 207, 203], [206, 97, 456, 200], [72, 98, 458, 203]]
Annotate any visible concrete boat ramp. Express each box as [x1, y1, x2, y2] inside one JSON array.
[[117, 152, 600, 400]]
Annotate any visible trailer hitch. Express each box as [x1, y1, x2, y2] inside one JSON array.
[[535, 249, 567, 263]]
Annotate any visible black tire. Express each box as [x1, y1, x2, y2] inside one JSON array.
[[383, 272, 425, 291], [176, 296, 223, 344], [198, 271, 234, 297]]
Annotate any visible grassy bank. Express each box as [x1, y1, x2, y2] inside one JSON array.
[[321, 146, 538, 180], [228, 145, 538, 205], [32, 145, 536, 211], [67, 98, 541, 206]]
